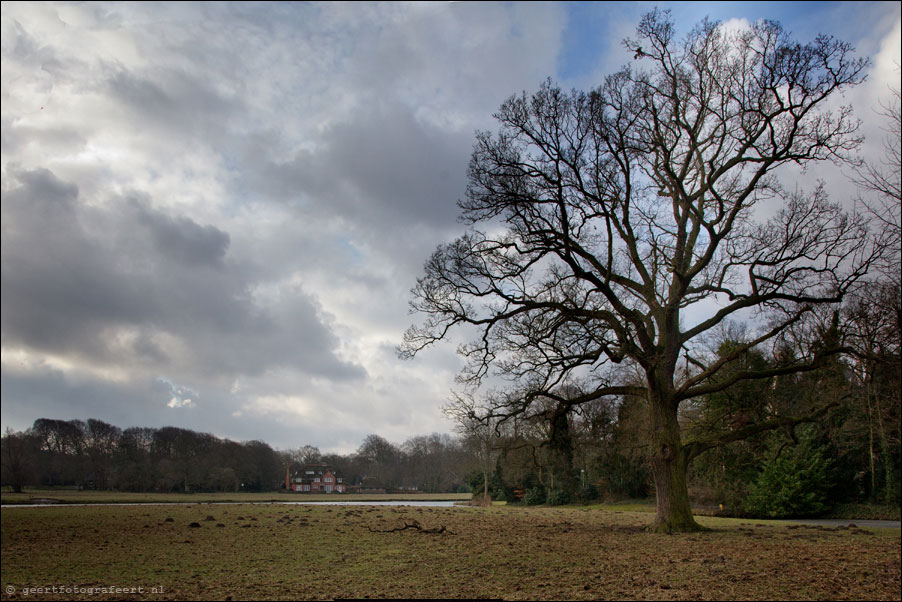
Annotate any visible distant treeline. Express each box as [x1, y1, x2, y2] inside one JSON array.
[[0, 421, 471, 494]]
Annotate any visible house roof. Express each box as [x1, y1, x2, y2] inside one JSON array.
[[290, 464, 342, 483]]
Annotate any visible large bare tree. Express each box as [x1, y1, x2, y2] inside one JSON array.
[[401, 11, 878, 531]]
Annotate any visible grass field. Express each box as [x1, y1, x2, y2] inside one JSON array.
[[2, 503, 899, 601]]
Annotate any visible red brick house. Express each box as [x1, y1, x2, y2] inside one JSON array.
[[286, 464, 345, 493]]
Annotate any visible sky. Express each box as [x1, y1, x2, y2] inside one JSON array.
[[2, 1, 900, 454]]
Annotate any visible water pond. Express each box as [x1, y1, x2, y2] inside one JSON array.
[[1, 500, 460, 508]]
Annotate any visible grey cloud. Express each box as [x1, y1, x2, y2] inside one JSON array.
[[318, 102, 469, 227], [0, 169, 149, 357], [1, 120, 88, 159], [104, 66, 243, 145], [1, 168, 364, 383], [235, 102, 476, 307], [248, 101, 470, 231], [133, 202, 230, 268], [1, 369, 162, 432], [3, 18, 65, 77], [1, 368, 223, 439], [2, 13, 100, 101], [345, 2, 564, 121], [10, 167, 79, 213]]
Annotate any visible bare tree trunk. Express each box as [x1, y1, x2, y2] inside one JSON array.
[[874, 391, 895, 505], [649, 394, 702, 533], [866, 383, 877, 500]]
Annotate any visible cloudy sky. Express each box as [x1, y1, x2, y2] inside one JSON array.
[[2, 1, 900, 453]]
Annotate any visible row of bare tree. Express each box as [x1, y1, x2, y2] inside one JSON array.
[[1, 420, 283, 493], [0, 422, 473, 495]]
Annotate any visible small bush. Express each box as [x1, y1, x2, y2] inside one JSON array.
[[492, 487, 509, 502], [577, 484, 599, 504], [546, 489, 570, 506], [467, 471, 487, 496], [469, 494, 492, 506], [523, 487, 546, 506]]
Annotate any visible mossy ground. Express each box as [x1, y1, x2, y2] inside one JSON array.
[[2, 503, 898, 600]]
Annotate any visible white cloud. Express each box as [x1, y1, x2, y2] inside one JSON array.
[[718, 17, 752, 35], [167, 397, 194, 409]]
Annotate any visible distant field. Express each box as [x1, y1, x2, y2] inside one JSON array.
[[2, 503, 898, 601], [0, 489, 472, 505]]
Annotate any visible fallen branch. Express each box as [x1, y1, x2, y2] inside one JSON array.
[[367, 519, 453, 535]]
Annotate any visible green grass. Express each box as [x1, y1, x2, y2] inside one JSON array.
[[824, 503, 901, 521], [2, 503, 898, 600], [566, 498, 901, 521]]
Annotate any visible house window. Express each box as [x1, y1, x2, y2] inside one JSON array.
[[325, 477, 333, 483], [314, 477, 321, 482]]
